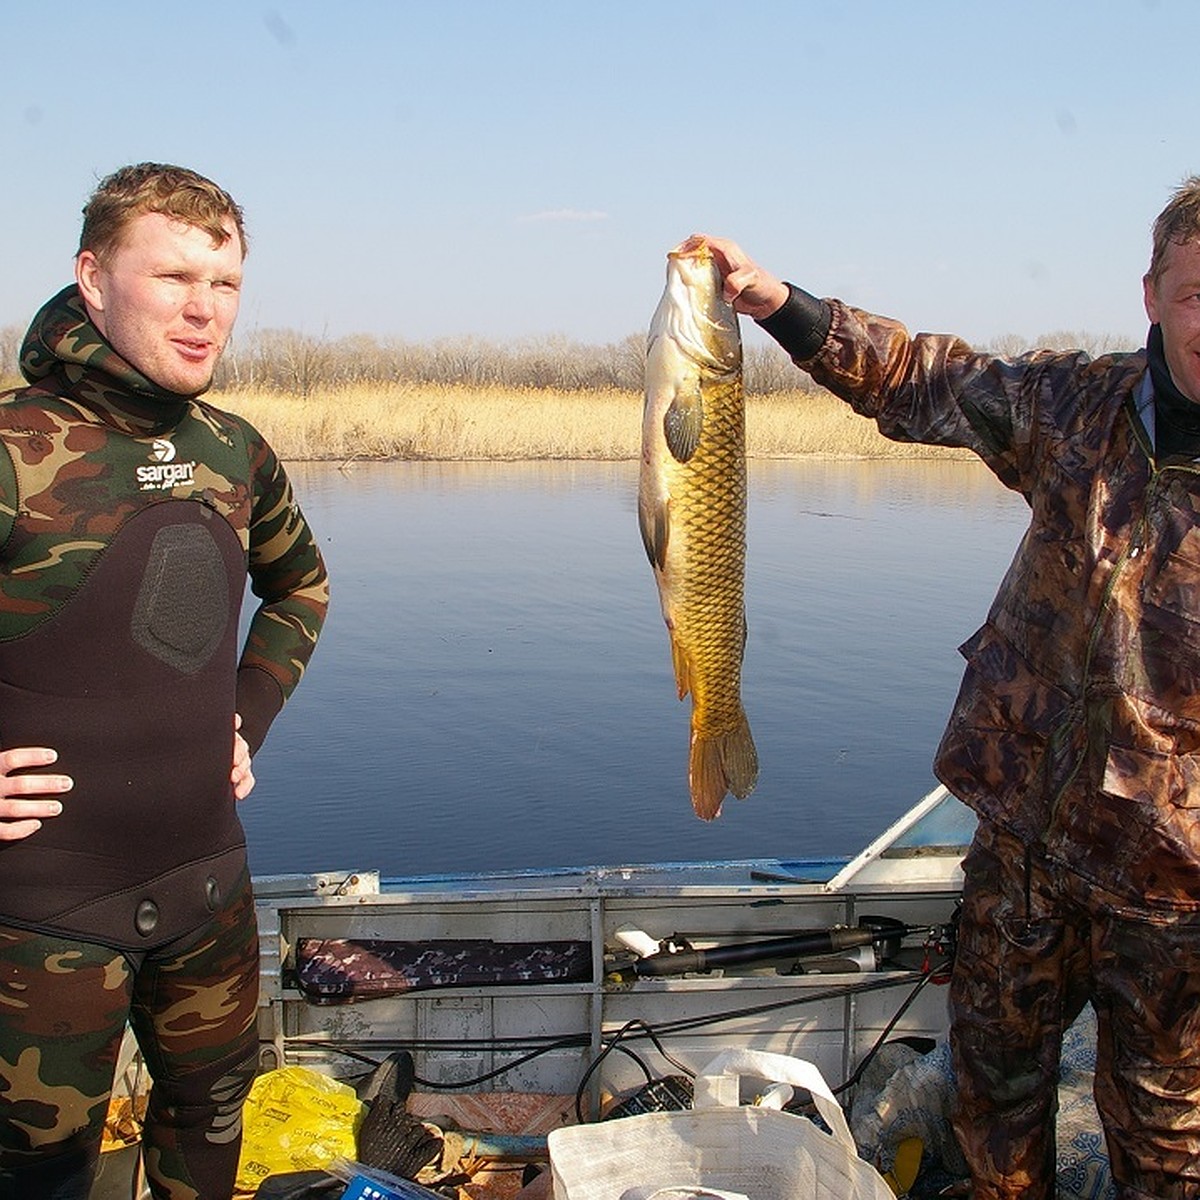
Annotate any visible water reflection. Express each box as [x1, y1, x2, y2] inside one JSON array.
[[242, 459, 1029, 877]]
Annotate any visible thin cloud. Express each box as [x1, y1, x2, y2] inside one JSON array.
[[518, 209, 609, 223]]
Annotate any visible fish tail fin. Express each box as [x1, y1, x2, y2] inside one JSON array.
[[689, 711, 758, 821]]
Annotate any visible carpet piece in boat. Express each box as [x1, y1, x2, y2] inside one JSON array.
[[294, 938, 592, 1003], [407, 1092, 577, 1138]]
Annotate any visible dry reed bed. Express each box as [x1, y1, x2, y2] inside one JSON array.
[[214, 383, 973, 463]]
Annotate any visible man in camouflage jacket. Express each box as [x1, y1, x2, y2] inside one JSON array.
[[698, 175, 1200, 1200], [0, 165, 329, 1199]]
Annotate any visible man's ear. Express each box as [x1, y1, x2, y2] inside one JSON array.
[[75, 250, 105, 314], [1143, 272, 1160, 326]]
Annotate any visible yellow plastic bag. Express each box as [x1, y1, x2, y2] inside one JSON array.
[[235, 1066, 364, 1194]]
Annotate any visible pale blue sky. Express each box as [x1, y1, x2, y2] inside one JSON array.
[[1, 0, 1195, 349]]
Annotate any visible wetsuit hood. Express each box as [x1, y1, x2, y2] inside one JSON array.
[[18, 284, 195, 434]]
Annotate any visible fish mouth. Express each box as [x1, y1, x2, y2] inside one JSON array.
[[667, 237, 713, 262], [652, 253, 739, 375]]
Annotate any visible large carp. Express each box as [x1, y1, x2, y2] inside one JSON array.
[[638, 238, 758, 820]]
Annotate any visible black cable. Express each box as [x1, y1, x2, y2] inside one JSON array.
[[283, 1032, 591, 1095], [832, 959, 946, 1096], [282, 971, 922, 1070], [571, 1018, 703, 1122], [280, 958, 947, 1095], [621, 968, 931, 1041], [413, 1042, 576, 1091], [573, 1032, 656, 1123]]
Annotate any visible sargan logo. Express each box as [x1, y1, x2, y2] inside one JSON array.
[[137, 439, 196, 491]]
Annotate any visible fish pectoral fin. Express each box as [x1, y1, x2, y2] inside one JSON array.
[[663, 382, 703, 463], [688, 712, 758, 821]]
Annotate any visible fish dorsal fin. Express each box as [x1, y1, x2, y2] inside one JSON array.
[[663, 382, 703, 463]]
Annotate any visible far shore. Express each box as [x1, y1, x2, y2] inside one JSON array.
[[0, 376, 977, 463], [209, 383, 975, 464]]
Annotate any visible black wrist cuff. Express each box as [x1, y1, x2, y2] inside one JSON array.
[[756, 283, 831, 361], [236, 664, 285, 756]]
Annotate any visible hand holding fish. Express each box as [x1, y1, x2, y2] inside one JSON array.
[[232, 713, 255, 801], [0, 747, 72, 841], [681, 234, 790, 321]]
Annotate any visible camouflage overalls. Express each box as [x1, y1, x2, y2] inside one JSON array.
[[767, 292, 1200, 1199], [0, 287, 329, 1198]]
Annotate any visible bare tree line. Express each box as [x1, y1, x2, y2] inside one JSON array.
[[0, 321, 1137, 395], [210, 329, 822, 397], [981, 330, 1138, 357]]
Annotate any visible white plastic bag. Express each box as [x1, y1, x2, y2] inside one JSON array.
[[549, 1049, 894, 1200]]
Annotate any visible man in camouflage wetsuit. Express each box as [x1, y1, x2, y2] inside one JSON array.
[[0, 164, 329, 1198], [698, 175, 1200, 1200]]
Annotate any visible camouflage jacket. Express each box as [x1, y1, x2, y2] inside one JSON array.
[[802, 299, 1200, 911], [4, 286, 329, 755]]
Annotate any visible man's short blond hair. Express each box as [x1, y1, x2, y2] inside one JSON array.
[[1148, 175, 1200, 285], [78, 163, 247, 265]]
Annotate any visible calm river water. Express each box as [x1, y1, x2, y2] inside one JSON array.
[[240, 458, 1030, 879]]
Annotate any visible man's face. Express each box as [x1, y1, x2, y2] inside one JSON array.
[[1144, 236, 1200, 405], [75, 210, 243, 395]]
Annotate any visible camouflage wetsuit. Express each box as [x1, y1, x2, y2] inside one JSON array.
[[0, 287, 329, 1199], [760, 288, 1200, 1200]]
